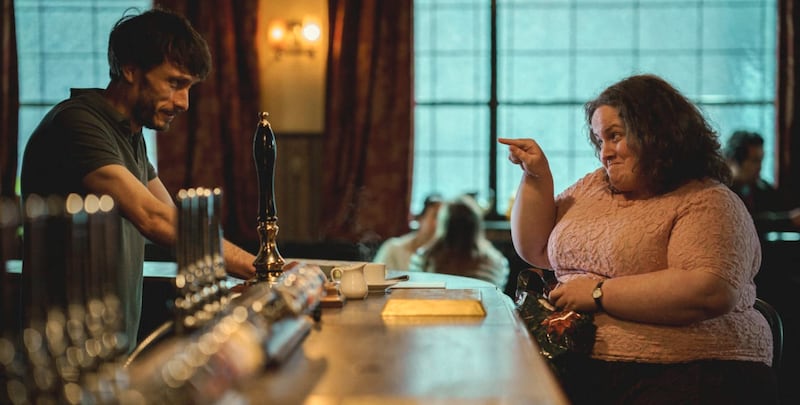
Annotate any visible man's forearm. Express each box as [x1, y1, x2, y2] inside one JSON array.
[[222, 239, 256, 280]]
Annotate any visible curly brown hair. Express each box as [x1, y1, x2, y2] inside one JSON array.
[[584, 74, 731, 195]]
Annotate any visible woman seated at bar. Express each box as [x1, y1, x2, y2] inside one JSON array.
[[500, 74, 776, 404], [409, 195, 509, 288], [373, 193, 442, 270]]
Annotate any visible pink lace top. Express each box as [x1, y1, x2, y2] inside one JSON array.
[[549, 169, 772, 365]]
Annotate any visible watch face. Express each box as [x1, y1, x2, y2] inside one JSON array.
[[592, 288, 602, 299]]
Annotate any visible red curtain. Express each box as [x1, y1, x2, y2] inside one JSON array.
[[1, 0, 18, 197], [777, 0, 800, 201], [320, 0, 414, 244], [153, 0, 262, 246]]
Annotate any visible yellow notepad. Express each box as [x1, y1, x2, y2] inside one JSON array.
[[381, 288, 486, 317]]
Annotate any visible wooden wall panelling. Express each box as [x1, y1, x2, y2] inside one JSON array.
[[274, 133, 324, 242]]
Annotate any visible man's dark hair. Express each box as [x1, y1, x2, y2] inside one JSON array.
[[584, 74, 731, 194], [724, 130, 764, 164], [108, 8, 212, 81]]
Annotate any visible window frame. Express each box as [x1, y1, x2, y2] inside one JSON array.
[[413, 0, 777, 218]]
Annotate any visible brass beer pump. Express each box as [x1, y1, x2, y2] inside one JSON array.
[[253, 112, 285, 283]]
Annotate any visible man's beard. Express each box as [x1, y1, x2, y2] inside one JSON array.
[[132, 95, 171, 132]]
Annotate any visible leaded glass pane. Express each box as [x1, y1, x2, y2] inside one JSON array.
[[499, 55, 572, 101], [639, 7, 699, 51], [637, 55, 700, 97], [431, 106, 488, 153], [42, 9, 93, 52], [701, 52, 771, 101], [428, 6, 489, 53], [43, 55, 97, 101], [17, 56, 42, 103], [432, 55, 490, 101], [702, 5, 767, 50], [499, 106, 574, 154], [574, 55, 637, 100], [14, 9, 41, 54], [498, 5, 570, 51], [575, 7, 635, 51]]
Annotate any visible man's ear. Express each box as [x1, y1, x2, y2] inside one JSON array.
[[121, 65, 137, 84]]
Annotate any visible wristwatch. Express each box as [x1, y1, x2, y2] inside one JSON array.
[[592, 280, 605, 311]]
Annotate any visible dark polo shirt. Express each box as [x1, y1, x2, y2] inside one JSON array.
[[21, 88, 157, 351]]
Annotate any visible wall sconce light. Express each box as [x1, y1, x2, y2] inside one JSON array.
[[268, 18, 322, 60]]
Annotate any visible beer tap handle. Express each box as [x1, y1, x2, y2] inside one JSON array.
[[252, 112, 285, 282], [253, 112, 277, 220]]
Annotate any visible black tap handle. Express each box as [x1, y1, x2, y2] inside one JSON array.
[[253, 112, 277, 220]]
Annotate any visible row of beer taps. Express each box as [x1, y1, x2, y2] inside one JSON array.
[[1, 194, 128, 404], [1, 185, 327, 404], [173, 187, 231, 334]]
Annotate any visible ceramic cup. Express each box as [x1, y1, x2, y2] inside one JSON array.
[[330, 263, 368, 299], [364, 263, 388, 285]]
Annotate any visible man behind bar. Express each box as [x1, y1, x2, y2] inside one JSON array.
[[20, 8, 256, 351]]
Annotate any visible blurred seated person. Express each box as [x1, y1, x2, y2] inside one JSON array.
[[499, 74, 775, 404], [409, 195, 509, 288], [373, 194, 442, 270], [724, 130, 800, 235]]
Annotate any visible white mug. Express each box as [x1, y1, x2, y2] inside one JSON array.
[[364, 263, 387, 285], [330, 263, 368, 299]]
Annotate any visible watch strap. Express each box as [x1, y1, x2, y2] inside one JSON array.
[[593, 280, 605, 311]]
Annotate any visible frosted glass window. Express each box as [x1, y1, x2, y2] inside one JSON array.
[[499, 55, 572, 101], [432, 55, 490, 101], [575, 7, 636, 51], [413, 0, 777, 216], [639, 8, 699, 51], [499, 7, 570, 51], [414, 105, 489, 203]]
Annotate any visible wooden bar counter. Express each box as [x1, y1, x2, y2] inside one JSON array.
[[240, 270, 569, 404], [5, 261, 568, 403]]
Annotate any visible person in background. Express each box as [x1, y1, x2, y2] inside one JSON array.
[[373, 194, 442, 270], [499, 74, 776, 404], [20, 8, 256, 351], [724, 130, 800, 235], [409, 195, 509, 288]]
